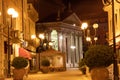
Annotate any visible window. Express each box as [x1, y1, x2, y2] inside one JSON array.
[[51, 30, 58, 50]]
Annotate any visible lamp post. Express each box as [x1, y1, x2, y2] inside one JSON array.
[[81, 22, 88, 57], [31, 34, 40, 70], [36, 33, 52, 70], [81, 22, 98, 57], [38, 33, 45, 70], [93, 23, 98, 45], [81, 22, 98, 45], [102, 0, 119, 80], [7, 8, 18, 77], [111, 0, 119, 80]]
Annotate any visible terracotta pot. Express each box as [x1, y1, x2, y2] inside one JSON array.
[[90, 67, 109, 80], [13, 68, 27, 80], [0, 77, 4, 80], [41, 67, 49, 73]]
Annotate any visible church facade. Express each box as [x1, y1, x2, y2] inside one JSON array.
[[36, 13, 83, 68]]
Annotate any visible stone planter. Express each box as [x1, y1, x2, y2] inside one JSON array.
[[13, 68, 27, 80], [91, 67, 109, 80], [0, 77, 4, 80], [41, 67, 49, 73]]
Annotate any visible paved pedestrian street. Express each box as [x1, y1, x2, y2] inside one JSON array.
[[5, 68, 91, 80], [26, 69, 91, 80]]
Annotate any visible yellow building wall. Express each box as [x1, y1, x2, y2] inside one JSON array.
[[0, 0, 38, 78], [103, 1, 120, 45], [0, 0, 5, 78]]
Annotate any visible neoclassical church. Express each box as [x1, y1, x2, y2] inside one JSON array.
[[36, 12, 83, 68]]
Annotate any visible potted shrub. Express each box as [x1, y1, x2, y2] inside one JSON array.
[[41, 58, 50, 73], [84, 45, 114, 80], [12, 57, 29, 80], [79, 59, 86, 74]]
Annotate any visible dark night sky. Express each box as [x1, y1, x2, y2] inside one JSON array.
[[36, 0, 105, 22]]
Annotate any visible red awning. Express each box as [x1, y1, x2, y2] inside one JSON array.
[[19, 48, 31, 59]]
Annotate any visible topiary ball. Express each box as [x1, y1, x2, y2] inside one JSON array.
[[41, 59, 50, 67], [12, 57, 28, 69], [84, 45, 114, 69]]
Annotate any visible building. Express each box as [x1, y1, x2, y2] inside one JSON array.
[[36, 12, 83, 68], [103, 0, 120, 59], [0, 0, 38, 79]]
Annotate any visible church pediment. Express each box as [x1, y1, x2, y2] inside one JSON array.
[[63, 13, 81, 26]]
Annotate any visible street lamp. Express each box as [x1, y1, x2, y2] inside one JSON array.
[[81, 22, 99, 45], [102, 0, 119, 80], [31, 34, 37, 47], [81, 22, 98, 57], [7, 8, 18, 77], [39, 33, 45, 40], [36, 33, 45, 70], [93, 23, 99, 45], [93, 23, 98, 33], [81, 22, 88, 37], [36, 33, 53, 70], [31, 35, 36, 39], [81, 22, 88, 57], [86, 36, 91, 42]]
